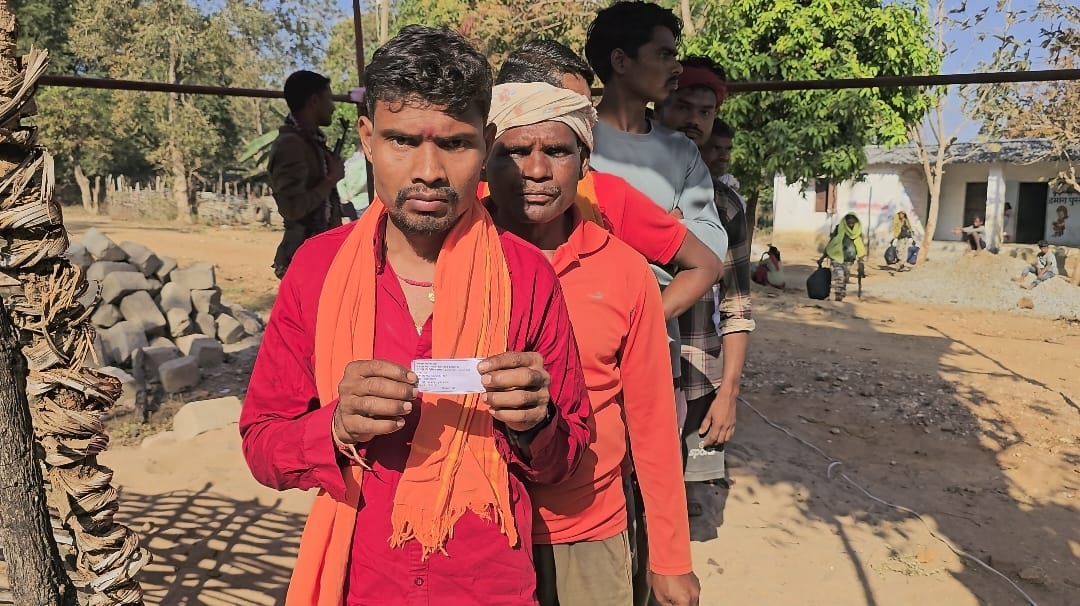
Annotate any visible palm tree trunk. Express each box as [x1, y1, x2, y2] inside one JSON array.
[[0, 4, 78, 604]]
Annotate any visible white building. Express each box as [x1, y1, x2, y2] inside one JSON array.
[[770, 139, 1080, 251]]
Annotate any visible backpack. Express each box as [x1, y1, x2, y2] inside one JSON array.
[[907, 244, 920, 265], [807, 262, 831, 300], [884, 244, 899, 265]]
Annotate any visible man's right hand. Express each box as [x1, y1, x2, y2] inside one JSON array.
[[650, 571, 701, 606], [326, 154, 346, 183], [333, 360, 418, 445]]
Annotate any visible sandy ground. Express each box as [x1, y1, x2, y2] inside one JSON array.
[[43, 210, 1080, 604]]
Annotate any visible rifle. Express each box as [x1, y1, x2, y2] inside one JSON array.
[[857, 258, 865, 299]]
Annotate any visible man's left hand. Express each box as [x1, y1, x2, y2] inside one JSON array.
[[699, 387, 738, 448], [479, 352, 551, 432], [650, 572, 701, 606]]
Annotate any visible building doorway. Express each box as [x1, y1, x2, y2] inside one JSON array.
[[1015, 182, 1048, 244], [963, 182, 988, 226]]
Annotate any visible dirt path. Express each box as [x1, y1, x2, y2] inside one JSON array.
[[57, 218, 1080, 604]]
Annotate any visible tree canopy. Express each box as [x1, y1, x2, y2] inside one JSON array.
[[21, 0, 943, 225], [684, 0, 940, 192], [979, 0, 1080, 191], [24, 0, 338, 218]]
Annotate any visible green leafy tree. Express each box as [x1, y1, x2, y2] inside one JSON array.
[[684, 0, 940, 244], [390, 0, 604, 64], [10, 0, 74, 70], [33, 0, 339, 219]]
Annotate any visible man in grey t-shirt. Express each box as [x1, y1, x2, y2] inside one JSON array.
[[584, 1, 727, 394], [585, 3, 722, 606]]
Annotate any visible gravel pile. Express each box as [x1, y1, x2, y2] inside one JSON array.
[[868, 252, 1080, 320]]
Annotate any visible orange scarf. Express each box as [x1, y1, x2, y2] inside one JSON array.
[[287, 197, 515, 606], [479, 173, 605, 229]]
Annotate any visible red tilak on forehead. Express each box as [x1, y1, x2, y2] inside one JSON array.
[[420, 127, 436, 139]]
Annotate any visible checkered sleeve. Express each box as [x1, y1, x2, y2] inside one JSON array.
[[714, 186, 755, 336]]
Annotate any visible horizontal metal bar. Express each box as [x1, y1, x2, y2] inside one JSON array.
[[38, 75, 355, 103], [591, 68, 1080, 96], [41, 68, 1080, 102]]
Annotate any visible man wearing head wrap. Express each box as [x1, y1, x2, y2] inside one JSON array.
[[493, 40, 722, 328], [657, 59, 756, 516], [485, 81, 700, 606]]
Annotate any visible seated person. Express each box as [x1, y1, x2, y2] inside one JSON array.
[[952, 216, 986, 251], [1013, 240, 1058, 289]]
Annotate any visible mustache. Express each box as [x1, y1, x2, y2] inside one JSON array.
[[681, 126, 702, 138], [393, 184, 459, 206], [519, 185, 562, 198]]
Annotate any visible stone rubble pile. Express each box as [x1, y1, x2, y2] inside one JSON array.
[[65, 228, 264, 401]]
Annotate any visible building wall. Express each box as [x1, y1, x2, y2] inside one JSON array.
[[934, 163, 991, 241], [771, 166, 929, 249], [772, 159, 1074, 248]]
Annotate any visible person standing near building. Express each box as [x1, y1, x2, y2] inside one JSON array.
[[823, 212, 867, 302], [267, 70, 345, 278], [891, 210, 917, 271]]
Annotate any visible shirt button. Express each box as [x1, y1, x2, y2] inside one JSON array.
[[414, 577, 424, 587]]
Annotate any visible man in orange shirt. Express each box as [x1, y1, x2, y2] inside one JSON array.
[[485, 81, 699, 606], [493, 40, 721, 335]]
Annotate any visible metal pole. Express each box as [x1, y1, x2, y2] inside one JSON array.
[[353, 0, 375, 205], [587, 67, 1080, 96], [40, 68, 1080, 101], [39, 74, 354, 102], [354, 0, 367, 82]]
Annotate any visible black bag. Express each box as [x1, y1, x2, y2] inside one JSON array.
[[807, 262, 832, 300], [884, 244, 899, 265]]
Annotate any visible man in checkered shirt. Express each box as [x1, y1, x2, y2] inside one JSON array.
[[667, 116, 755, 508]]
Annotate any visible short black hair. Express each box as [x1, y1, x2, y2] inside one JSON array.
[[496, 39, 594, 87], [711, 118, 735, 139], [365, 25, 493, 121], [283, 70, 331, 114], [1038, 239, 1049, 247], [585, 1, 682, 83], [680, 55, 726, 80]]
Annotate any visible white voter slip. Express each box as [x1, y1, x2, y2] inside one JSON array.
[[411, 358, 486, 394]]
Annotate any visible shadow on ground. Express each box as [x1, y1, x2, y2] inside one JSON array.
[[121, 484, 302, 605], [694, 252, 1080, 605]]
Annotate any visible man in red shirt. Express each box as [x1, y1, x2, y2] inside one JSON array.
[[240, 26, 591, 606], [485, 82, 699, 606]]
